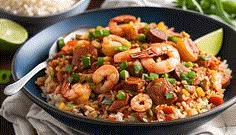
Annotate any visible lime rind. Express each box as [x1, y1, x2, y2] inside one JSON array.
[[194, 28, 223, 56], [0, 19, 28, 45]]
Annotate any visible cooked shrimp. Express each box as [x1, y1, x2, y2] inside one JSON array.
[[63, 83, 92, 103], [109, 15, 137, 37], [130, 93, 152, 112], [114, 47, 141, 63], [210, 71, 223, 92], [140, 43, 180, 74], [102, 35, 131, 56], [92, 65, 119, 94]]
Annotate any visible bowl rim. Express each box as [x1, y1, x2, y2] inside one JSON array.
[[12, 6, 236, 126], [0, 0, 88, 18]]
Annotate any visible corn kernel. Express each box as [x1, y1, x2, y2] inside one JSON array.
[[103, 56, 111, 62], [182, 89, 190, 97], [58, 102, 65, 110], [157, 21, 167, 31], [196, 87, 205, 97]]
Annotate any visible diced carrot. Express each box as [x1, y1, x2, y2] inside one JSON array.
[[209, 95, 224, 106]]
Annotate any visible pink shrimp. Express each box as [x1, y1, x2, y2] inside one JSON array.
[[92, 65, 119, 94], [113, 47, 141, 63], [102, 34, 131, 56], [63, 83, 92, 103], [139, 43, 180, 74], [109, 15, 137, 37], [130, 93, 152, 112]]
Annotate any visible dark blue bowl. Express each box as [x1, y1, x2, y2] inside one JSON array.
[[12, 7, 236, 135]]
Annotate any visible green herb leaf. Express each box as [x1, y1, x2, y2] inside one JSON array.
[[101, 98, 113, 105], [134, 64, 143, 74], [65, 65, 73, 73], [72, 73, 80, 83], [61, 54, 66, 60], [88, 32, 94, 39], [165, 92, 173, 99]]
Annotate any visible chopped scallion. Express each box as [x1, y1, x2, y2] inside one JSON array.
[[116, 91, 126, 100], [120, 70, 129, 79], [97, 57, 104, 67], [66, 103, 74, 108], [120, 60, 128, 70], [187, 71, 196, 79], [138, 34, 146, 42], [114, 46, 129, 51], [82, 56, 91, 68], [94, 29, 110, 37], [57, 38, 65, 50], [167, 78, 176, 84], [149, 73, 159, 80], [167, 36, 180, 43], [142, 73, 149, 80]]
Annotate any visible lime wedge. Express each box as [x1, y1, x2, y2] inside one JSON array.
[[0, 19, 28, 52], [194, 28, 223, 55]]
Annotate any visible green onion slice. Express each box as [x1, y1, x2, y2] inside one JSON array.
[[165, 92, 173, 99], [116, 91, 126, 100], [97, 57, 104, 67], [82, 56, 91, 68]]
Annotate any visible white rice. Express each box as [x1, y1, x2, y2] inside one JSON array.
[[0, 0, 80, 16]]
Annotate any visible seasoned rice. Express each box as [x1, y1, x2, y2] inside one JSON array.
[[35, 15, 232, 122]]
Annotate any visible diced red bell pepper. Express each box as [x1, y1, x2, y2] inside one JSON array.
[[209, 95, 224, 106], [162, 106, 175, 114]]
